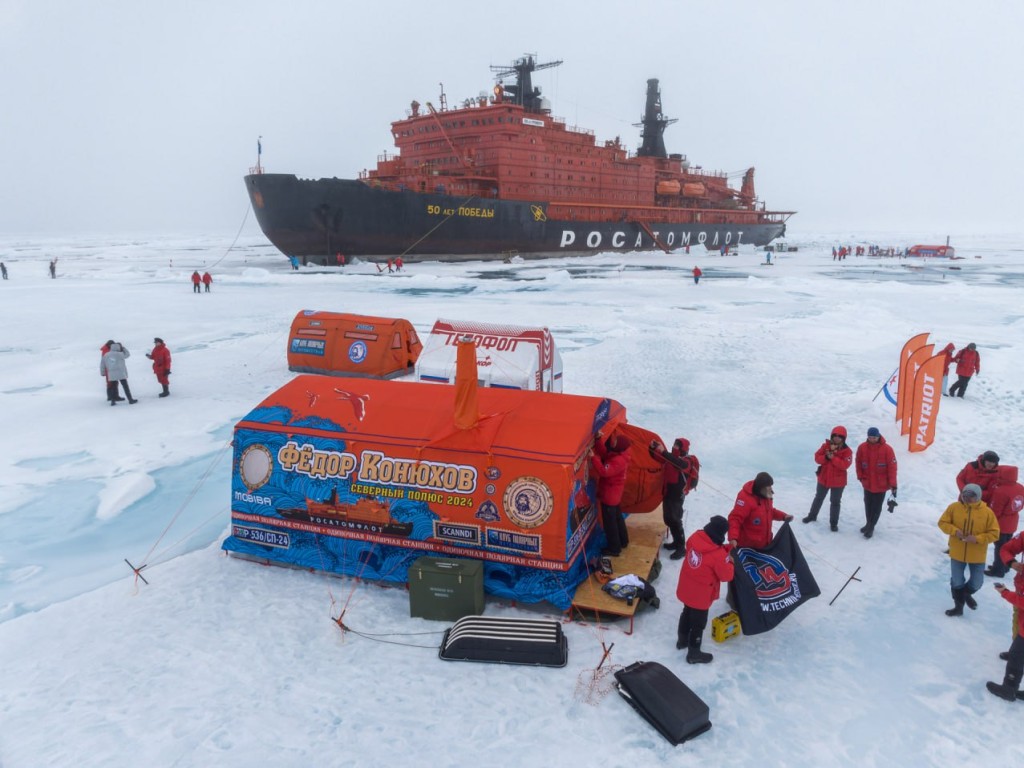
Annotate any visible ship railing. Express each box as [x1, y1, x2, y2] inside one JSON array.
[[248, 165, 263, 175]]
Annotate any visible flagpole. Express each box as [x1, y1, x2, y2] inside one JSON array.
[[871, 367, 898, 402]]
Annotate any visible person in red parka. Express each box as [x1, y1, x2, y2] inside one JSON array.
[[985, 472, 1024, 577], [939, 342, 956, 395], [146, 337, 172, 397], [803, 425, 854, 531], [202, 272, 212, 292], [692, 266, 702, 285], [987, 535, 1024, 701], [676, 515, 734, 664], [728, 472, 793, 550], [855, 427, 898, 539], [191, 270, 202, 293], [948, 342, 980, 397], [957, 450, 1001, 505], [591, 433, 632, 557], [649, 437, 700, 559]]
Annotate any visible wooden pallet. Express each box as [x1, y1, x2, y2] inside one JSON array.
[[568, 511, 667, 634]]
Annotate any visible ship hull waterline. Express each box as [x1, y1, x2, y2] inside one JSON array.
[[246, 174, 787, 263]]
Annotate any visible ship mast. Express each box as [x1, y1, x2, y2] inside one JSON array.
[[490, 54, 562, 113], [635, 79, 677, 159]]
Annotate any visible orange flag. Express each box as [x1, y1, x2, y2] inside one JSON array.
[[453, 335, 480, 430], [908, 353, 945, 453], [901, 346, 933, 436], [896, 332, 930, 424]]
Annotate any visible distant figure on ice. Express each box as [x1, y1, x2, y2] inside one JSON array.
[[948, 342, 980, 397], [191, 271, 202, 293], [289, 255, 300, 271], [387, 258, 394, 273], [692, 266, 702, 285], [100, 342, 137, 405], [146, 337, 172, 397], [202, 272, 213, 292], [100, 340, 119, 402], [855, 427, 897, 539], [938, 483, 998, 617], [1, 261, 7, 279], [940, 342, 956, 394], [766, 251, 772, 265], [649, 438, 700, 559], [395, 256, 403, 272], [803, 426, 853, 531], [728, 472, 793, 550], [591, 433, 632, 558], [49, 259, 57, 278], [675, 516, 733, 664]]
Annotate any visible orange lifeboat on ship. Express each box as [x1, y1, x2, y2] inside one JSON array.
[[682, 182, 707, 198], [656, 180, 681, 195]]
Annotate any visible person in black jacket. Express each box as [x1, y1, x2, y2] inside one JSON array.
[[649, 438, 700, 560]]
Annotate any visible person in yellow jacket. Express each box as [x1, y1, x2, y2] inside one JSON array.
[[938, 483, 1000, 617]]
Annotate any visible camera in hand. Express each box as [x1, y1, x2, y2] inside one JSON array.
[[887, 497, 898, 513]]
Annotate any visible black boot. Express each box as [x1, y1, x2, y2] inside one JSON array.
[[945, 586, 966, 617], [676, 614, 687, 650], [1000, 651, 1011, 661], [159, 383, 170, 398], [686, 631, 713, 664], [964, 586, 978, 611], [986, 670, 1022, 702], [802, 514, 817, 524]]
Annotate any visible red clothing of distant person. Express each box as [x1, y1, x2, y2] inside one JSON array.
[[591, 436, 630, 506], [855, 436, 898, 493], [149, 341, 172, 386], [814, 426, 854, 488], [957, 454, 1002, 504], [676, 529, 734, 610], [202, 272, 212, 291], [990, 478, 1024, 535], [954, 346, 980, 377], [940, 343, 956, 375], [727, 478, 790, 550]]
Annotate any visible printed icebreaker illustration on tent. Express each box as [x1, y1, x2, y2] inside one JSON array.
[[415, 318, 563, 392], [224, 340, 625, 608]]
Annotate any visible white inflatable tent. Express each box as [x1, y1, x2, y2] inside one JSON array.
[[414, 318, 563, 392]]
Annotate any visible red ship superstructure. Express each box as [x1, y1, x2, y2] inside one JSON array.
[[246, 55, 793, 261]]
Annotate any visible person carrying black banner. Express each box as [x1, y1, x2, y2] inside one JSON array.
[[675, 516, 733, 663], [938, 483, 999, 617], [728, 472, 794, 551], [650, 438, 700, 560]]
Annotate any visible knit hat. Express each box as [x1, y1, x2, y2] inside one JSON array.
[[154, 337, 164, 344], [961, 484, 983, 502], [867, 427, 881, 438], [831, 426, 847, 440], [704, 515, 729, 546], [982, 450, 999, 464], [606, 434, 631, 453], [753, 472, 774, 495]]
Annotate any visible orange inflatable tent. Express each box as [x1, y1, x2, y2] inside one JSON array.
[[287, 310, 422, 379], [223, 353, 638, 608]]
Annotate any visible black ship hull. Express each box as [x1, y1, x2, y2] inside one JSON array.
[[245, 174, 787, 263]]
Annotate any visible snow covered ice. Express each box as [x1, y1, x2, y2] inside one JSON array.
[[1, 232, 1023, 767]]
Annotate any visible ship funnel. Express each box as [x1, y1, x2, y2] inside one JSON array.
[[453, 334, 480, 429], [636, 78, 677, 159]]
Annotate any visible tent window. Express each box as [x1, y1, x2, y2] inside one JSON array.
[[392, 332, 402, 349]]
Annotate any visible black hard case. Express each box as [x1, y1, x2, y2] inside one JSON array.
[[613, 660, 712, 745]]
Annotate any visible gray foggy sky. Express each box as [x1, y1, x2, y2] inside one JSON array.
[[2, 0, 1021, 237]]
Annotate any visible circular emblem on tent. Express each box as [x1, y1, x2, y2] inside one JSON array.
[[348, 341, 368, 364], [486, 466, 501, 480], [503, 476, 554, 529], [239, 444, 273, 491]]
